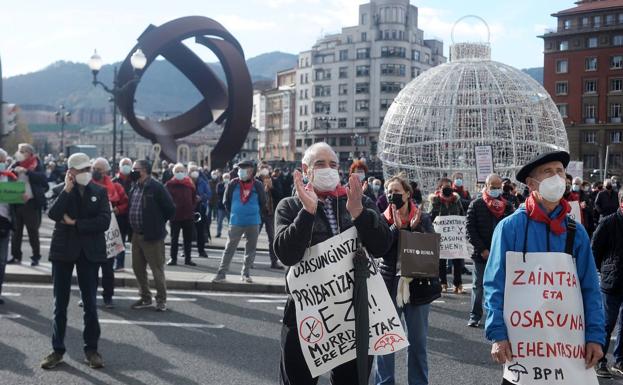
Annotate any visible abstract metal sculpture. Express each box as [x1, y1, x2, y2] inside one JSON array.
[[378, 17, 568, 193], [116, 16, 253, 168]]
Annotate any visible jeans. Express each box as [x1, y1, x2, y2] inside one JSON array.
[[375, 279, 430, 385], [52, 254, 101, 354], [600, 291, 623, 364], [439, 259, 463, 287], [170, 220, 193, 262], [217, 225, 259, 277], [194, 216, 206, 254], [469, 261, 485, 322], [216, 208, 227, 236], [100, 258, 115, 302], [115, 214, 130, 269], [0, 234, 9, 295], [261, 215, 277, 264]]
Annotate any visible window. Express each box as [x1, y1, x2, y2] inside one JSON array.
[[584, 131, 597, 143], [314, 69, 331, 81], [585, 104, 597, 120], [556, 59, 568, 73], [339, 67, 348, 79], [611, 131, 623, 143], [615, 35, 623, 46], [305, 74, 309, 83], [314, 85, 331, 97], [611, 78, 623, 91], [338, 118, 347, 128], [381, 47, 406, 58], [328, 137, 337, 147], [296, 139, 302, 147], [339, 50, 349, 61], [620, 13, 623, 24], [583, 154, 598, 169], [585, 79, 597, 93], [339, 137, 352, 146], [356, 65, 370, 77], [338, 101, 347, 112], [355, 117, 369, 128], [361, 13, 368, 25], [557, 104, 568, 118], [609, 153, 623, 169], [305, 90, 308, 99], [612, 55, 623, 69], [380, 99, 392, 110], [304, 121, 308, 130], [607, 14, 616, 25], [411, 67, 420, 78], [381, 81, 404, 93], [381, 63, 406, 76], [338, 84, 348, 95], [559, 41, 569, 51], [356, 48, 370, 59], [355, 82, 370, 94], [586, 57, 598, 71], [555, 81, 568, 95], [412, 50, 420, 61], [594, 16, 601, 28], [564, 19, 572, 30], [582, 17, 589, 28], [314, 102, 331, 114], [361, 32, 367, 42], [355, 100, 369, 111], [612, 103, 622, 119], [587, 37, 598, 48]]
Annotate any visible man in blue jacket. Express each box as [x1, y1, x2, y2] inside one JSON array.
[[484, 151, 605, 384], [189, 163, 211, 258]]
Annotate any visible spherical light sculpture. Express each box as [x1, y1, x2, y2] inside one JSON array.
[[378, 21, 568, 194]]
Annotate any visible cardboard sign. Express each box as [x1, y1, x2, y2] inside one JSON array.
[[475, 145, 494, 183], [502, 251, 598, 385], [568, 201, 582, 225], [567, 162, 583, 180], [0, 181, 26, 204], [105, 208, 125, 259], [286, 227, 409, 378], [433, 215, 470, 259]]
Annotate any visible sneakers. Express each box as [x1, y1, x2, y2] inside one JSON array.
[[454, 285, 466, 294], [596, 361, 613, 378], [612, 361, 623, 376], [241, 275, 253, 283], [467, 319, 479, 328], [184, 260, 197, 266], [166, 259, 177, 266], [212, 273, 226, 283], [441, 284, 448, 293], [198, 252, 208, 258], [131, 298, 153, 309], [155, 302, 167, 312], [41, 352, 64, 370], [84, 350, 104, 369]]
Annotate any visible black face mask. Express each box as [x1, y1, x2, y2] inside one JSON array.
[[442, 187, 453, 197], [92, 170, 103, 181], [388, 193, 405, 209], [129, 170, 141, 182], [503, 185, 513, 193]]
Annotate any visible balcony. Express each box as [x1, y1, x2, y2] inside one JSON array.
[[585, 118, 596, 124], [611, 117, 622, 123]]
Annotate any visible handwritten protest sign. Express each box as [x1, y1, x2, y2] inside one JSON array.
[[475, 145, 494, 183], [286, 227, 408, 378], [503, 251, 598, 385], [105, 206, 125, 259], [433, 215, 470, 259], [568, 201, 582, 225], [0, 181, 25, 204]]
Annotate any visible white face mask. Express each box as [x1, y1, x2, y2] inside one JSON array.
[[536, 174, 566, 203], [260, 168, 270, 177], [311, 167, 340, 192], [75, 172, 92, 186], [190, 171, 199, 179], [14, 152, 25, 162]]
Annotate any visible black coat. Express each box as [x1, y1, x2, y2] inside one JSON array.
[[465, 197, 514, 263], [592, 210, 623, 294], [48, 183, 111, 263], [595, 190, 619, 220], [129, 177, 176, 241], [274, 194, 392, 327]]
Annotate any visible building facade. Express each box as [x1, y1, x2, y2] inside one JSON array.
[[542, 0, 623, 179], [293, 0, 445, 169]]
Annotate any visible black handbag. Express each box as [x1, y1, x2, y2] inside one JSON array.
[[397, 230, 440, 278]]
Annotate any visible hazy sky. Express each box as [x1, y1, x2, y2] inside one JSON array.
[[0, 0, 574, 77]]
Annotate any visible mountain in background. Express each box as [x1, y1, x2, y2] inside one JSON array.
[[3, 51, 298, 116], [521, 67, 544, 85]]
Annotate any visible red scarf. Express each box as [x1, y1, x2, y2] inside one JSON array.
[[93, 175, 120, 204], [435, 190, 458, 205], [305, 183, 348, 199], [566, 191, 580, 202], [166, 176, 195, 190], [453, 185, 469, 199], [383, 200, 418, 227], [239, 179, 255, 204], [19, 156, 38, 171], [482, 189, 507, 218], [0, 171, 17, 181], [525, 192, 570, 235]]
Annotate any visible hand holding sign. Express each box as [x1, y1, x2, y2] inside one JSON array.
[[491, 340, 512, 364], [294, 170, 317, 215]]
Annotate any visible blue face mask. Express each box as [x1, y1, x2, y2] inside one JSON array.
[[174, 172, 186, 180], [120, 165, 132, 175], [238, 169, 248, 180], [571, 185, 580, 192], [372, 184, 381, 192], [0, 163, 6, 172], [454, 179, 463, 187], [488, 188, 502, 198]]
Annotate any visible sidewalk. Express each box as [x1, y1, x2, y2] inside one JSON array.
[[5, 218, 286, 294]]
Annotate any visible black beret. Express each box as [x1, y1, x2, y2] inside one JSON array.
[[516, 151, 570, 184], [236, 160, 255, 168]]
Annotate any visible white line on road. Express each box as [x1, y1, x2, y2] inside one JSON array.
[[276, 306, 284, 311], [0, 313, 21, 319], [99, 319, 225, 328], [0, 292, 21, 297], [247, 299, 286, 303], [115, 296, 197, 302]]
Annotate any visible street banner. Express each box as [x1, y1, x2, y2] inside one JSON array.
[[433, 215, 470, 259], [105, 205, 125, 259], [286, 227, 409, 378], [567, 161, 583, 180], [0, 181, 25, 204], [502, 251, 598, 385], [475, 145, 494, 183], [568, 201, 582, 225]]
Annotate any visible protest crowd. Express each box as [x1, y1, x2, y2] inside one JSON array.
[[0, 140, 619, 384]]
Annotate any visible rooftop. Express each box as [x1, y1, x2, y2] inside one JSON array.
[[554, 0, 623, 16]]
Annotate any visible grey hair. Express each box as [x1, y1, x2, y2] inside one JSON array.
[[173, 163, 185, 171], [92, 157, 111, 171], [302, 142, 336, 167], [572, 177, 583, 184], [485, 173, 502, 185], [119, 157, 132, 167], [0, 148, 8, 159], [18, 143, 35, 154]]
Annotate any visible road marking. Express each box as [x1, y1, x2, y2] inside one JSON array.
[[115, 296, 196, 302], [99, 319, 225, 328], [0, 313, 21, 319], [247, 299, 286, 303], [1, 292, 21, 297], [433, 300, 446, 303], [276, 306, 285, 311]]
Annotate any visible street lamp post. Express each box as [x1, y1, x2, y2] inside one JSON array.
[[88, 49, 146, 172], [55, 105, 71, 154]]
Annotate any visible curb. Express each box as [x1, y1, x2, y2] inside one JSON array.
[[5, 273, 286, 294]]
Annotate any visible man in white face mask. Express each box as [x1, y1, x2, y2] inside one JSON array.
[[484, 151, 605, 384]]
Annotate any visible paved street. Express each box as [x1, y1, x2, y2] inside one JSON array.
[[2, 283, 623, 385]]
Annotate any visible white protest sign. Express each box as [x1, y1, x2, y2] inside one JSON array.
[[502, 251, 598, 385], [568, 201, 582, 225], [475, 145, 494, 183], [105, 206, 125, 259], [567, 161, 583, 180], [286, 227, 409, 378], [433, 215, 470, 259]]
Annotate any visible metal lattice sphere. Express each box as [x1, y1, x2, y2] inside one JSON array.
[[378, 40, 568, 193]]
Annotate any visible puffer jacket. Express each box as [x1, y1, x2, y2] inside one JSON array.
[[592, 210, 623, 294], [465, 197, 514, 263], [428, 193, 465, 221], [274, 193, 392, 327]]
